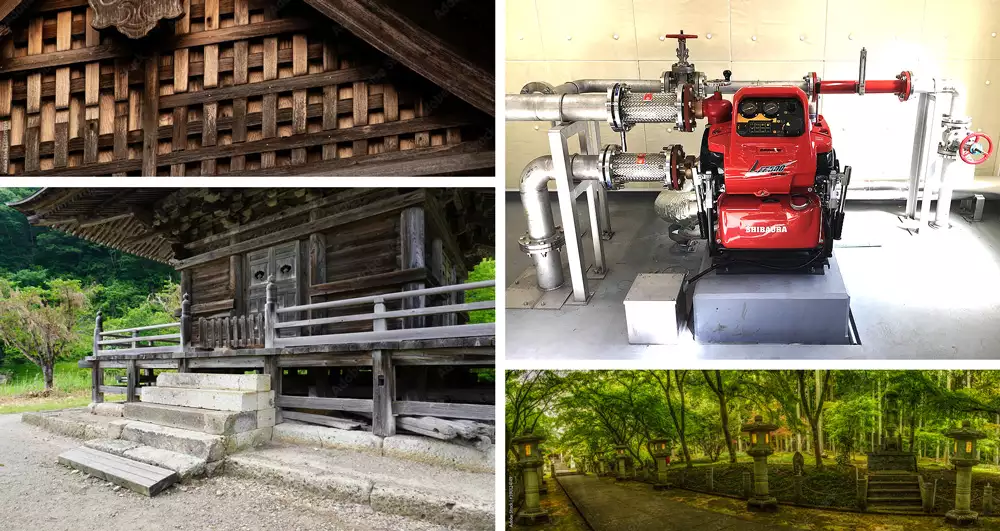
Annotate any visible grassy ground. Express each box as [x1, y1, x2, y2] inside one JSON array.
[[0, 360, 123, 414]]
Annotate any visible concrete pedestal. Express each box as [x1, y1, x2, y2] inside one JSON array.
[[748, 456, 778, 512], [623, 273, 684, 344], [692, 251, 851, 344]]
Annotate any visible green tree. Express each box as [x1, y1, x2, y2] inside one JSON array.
[[0, 279, 91, 389]]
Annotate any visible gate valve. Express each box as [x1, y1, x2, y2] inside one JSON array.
[[665, 31, 697, 65], [959, 132, 994, 165]]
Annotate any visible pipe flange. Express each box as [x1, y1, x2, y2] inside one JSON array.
[[520, 81, 555, 95], [518, 230, 566, 256], [607, 83, 632, 133], [599, 144, 623, 189], [895, 71, 912, 102]]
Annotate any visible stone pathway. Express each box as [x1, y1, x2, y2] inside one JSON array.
[[557, 474, 984, 530], [558, 474, 795, 530]]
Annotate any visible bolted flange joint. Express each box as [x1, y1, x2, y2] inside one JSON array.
[[518, 230, 566, 257]]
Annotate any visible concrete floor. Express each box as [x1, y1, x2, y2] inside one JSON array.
[[505, 192, 1000, 359]]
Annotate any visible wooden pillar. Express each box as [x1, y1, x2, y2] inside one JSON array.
[[260, 37, 278, 168], [291, 33, 308, 165], [263, 355, 282, 423], [24, 16, 42, 172], [371, 299, 395, 436], [126, 359, 138, 402], [264, 276, 276, 348], [142, 53, 160, 176], [230, 252, 244, 316], [53, 10, 71, 168], [201, 0, 220, 176], [180, 293, 191, 348], [400, 207, 426, 328], [308, 218, 326, 334], [171, 0, 190, 176], [230, 0, 249, 171], [91, 312, 104, 403], [321, 42, 338, 159]]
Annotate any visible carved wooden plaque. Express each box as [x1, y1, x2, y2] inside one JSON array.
[[88, 0, 185, 39]]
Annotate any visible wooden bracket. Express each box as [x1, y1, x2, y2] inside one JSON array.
[[89, 0, 186, 39]]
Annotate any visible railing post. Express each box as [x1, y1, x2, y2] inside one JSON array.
[[180, 293, 191, 350], [264, 275, 276, 348], [372, 297, 395, 437], [126, 359, 138, 403], [91, 311, 103, 404], [131, 330, 138, 350]]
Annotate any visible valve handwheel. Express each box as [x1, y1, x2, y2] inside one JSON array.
[[959, 132, 994, 165]]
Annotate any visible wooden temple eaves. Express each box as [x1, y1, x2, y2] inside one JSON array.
[[0, 0, 495, 176]]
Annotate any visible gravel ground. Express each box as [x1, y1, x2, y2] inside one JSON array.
[[0, 413, 457, 531]]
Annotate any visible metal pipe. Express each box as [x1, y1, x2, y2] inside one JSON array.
[[505, 94, 608, 122], [906, 93, 936, 218], [703, 79, 807, 94], [520, 155, 601, 290], [544, 79, 662, 94]]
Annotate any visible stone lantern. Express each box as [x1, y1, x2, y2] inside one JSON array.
[[742, 415, 778, 511], [615, 444, 629, 481], [945, 420, 986, 526], [512, 434, 549, 525], [650, 438, 672, 490]]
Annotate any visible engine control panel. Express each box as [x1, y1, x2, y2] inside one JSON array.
[[735, 97, 805, 137]]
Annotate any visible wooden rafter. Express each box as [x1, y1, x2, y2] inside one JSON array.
[[301, 0, 494, 116]]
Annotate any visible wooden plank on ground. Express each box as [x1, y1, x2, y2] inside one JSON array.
[[58, 446, 178, 496], [282, 410, 363, 430], [276, 395, 373, 413], [392, 400, 494, 421]]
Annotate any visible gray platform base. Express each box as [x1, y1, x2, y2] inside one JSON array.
[[692, 251, 852, 345]]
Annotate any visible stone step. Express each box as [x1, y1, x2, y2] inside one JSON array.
[[58, 446, 178, 496], [866, 497, 922, 504], [123, 402, 273, 436], [866, 505, 924, 514], [226, 444, 494, 530], [141, 386, 274, 412], [84, 438, 208, 479], [121, 421, 226, 461], [156, 373, 270, 392], [869, 487, 921, 495]]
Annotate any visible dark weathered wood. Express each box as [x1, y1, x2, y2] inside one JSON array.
[[58, 447, 178, 497], [371, 349, 394, 436], [282, 410, 363, 430], [0, 19, 314, 75], [6, 95, 402, 161], [126, 359, 138, 402], [401, 207, 426, 328], [309, 267, 426, 297], [224, 144, 495, 178], [392, 400, 494, 421], [302, 0, 493, 115], [276, 395, 373, 413], [159, 66, 380, 110], [142, 53, 159, 176], [175, 191, 425, 270]]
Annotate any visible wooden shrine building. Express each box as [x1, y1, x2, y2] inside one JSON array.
[[10, 187, 496, 441], [0, 0, 495, 176]]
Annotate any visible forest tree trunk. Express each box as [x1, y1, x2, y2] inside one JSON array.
[[42, 361, 54, 390]]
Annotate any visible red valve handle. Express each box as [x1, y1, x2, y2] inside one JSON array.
[[665, 33, 698, 39], [959, 132, 994, 165]]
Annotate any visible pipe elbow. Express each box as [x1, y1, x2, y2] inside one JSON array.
[[520, 156, 555, 194]]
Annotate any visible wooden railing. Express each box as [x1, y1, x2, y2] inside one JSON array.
[[91, 278, 496, 355], [93, 311, 183, 357], [196, 312, 266, 349], [268, 277, 496, 348]]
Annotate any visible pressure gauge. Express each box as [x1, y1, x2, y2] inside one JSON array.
[[739, 101, 759, 119], [763, 101, 780, 117]]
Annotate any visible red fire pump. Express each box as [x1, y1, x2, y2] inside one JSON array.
[[676, 47, 990, 274]]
